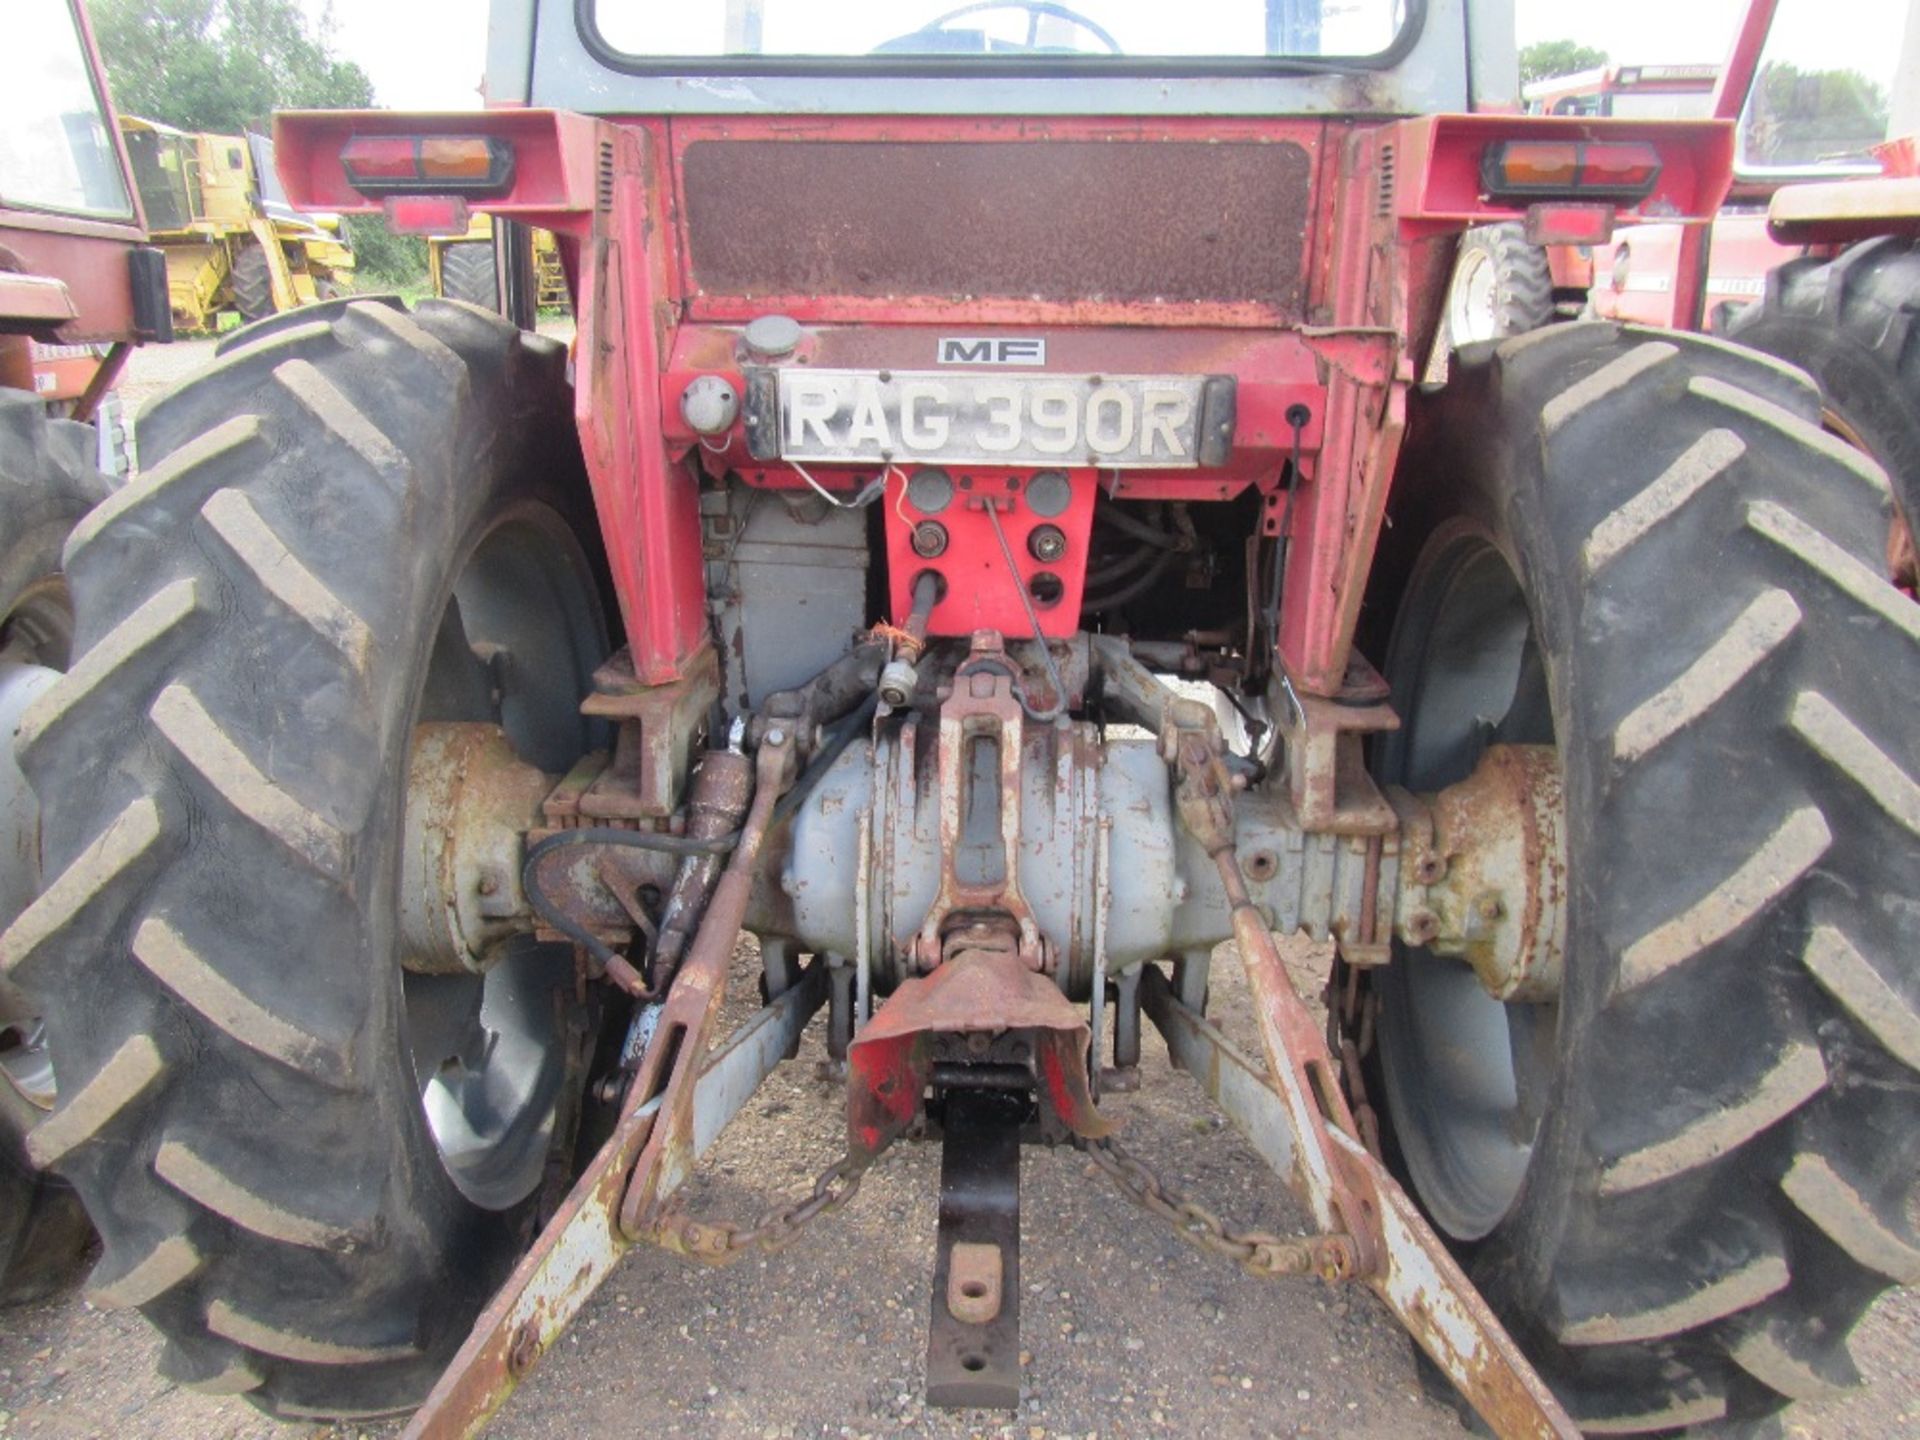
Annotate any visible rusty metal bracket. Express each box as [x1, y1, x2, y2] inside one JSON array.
[[846, 945, 1110, 1163], [912, 632, 1050, 972], [1141, 964, 1578, 1440], [1298, 327, 1399, 388], [403, 731, 797, 1440], [1273, 660, 1399, 835], [576, 645, 721, 820]]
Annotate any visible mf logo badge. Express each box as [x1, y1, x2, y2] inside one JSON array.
[[937, 337, 1046, 366]]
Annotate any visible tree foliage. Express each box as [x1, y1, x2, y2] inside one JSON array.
[[1745, 62, 1890, 167], [343, 216, 427, 289], [1520, 40, 1609, 87], [93, 0, 425, 286], [92, 0, 372, 135]]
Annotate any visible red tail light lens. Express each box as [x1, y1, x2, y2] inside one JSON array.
[[1482, 140, 1662, 204], [1579, 142, 1661, 193], [341, 135, 515, 197], [339, 135, 417, 182]]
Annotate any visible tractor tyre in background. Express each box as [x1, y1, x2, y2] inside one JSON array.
[[1726, 237, 1920, 583], [0, 390, 111, 1303], [228, 244, 276, 325], [1367, 322, 1920, 1433], [1443, 223, 1555, 347], [4, 299, 609, 1416], [439, 242, 500, 312]]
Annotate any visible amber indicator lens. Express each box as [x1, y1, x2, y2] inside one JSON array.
[[1498, 142, 1579, 190], [341, 134, 515, 197]]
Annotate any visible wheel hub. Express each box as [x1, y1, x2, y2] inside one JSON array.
[[1395, 744, 1568, 1002], [399, 722, 553, 976]]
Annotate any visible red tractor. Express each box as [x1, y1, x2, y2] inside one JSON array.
[[1445, 62, 1724, 343], [9, 1, 1915, 1437], [0, 0, 169, 1303]]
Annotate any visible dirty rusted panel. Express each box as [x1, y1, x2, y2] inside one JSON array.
[[847, 945, 1109, 1161], [679, 139, 1313, 315]]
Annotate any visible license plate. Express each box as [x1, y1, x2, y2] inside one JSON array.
[[754, 369, 1225, 469]]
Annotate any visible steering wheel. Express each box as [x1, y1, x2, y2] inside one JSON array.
[[873, 2, 1124, 56]]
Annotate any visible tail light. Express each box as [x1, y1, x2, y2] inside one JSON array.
[[340, 135, 515, 197], [1481, 140, 1662, 204]]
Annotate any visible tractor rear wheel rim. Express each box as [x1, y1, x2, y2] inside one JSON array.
[[0, 575, 74, 672], [1374, 527, 1558, 1242], [402, 508, 600, 1212], [1448, 246, 1500, 346]]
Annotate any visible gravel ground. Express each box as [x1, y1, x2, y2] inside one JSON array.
[[0, 942, 1915, 1440], [2, 334, 1909, 1440]]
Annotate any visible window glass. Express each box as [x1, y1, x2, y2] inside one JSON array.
[[0, 0, 133, 219], [1607, 89, 1715, 120], [1737, 0, 1909, 171], [592, 0, 1410, 62]]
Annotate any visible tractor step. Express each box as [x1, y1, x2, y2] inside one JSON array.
[[927, 1089, 1025, 1410]]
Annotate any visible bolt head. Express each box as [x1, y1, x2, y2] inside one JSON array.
[[911, 521, 949, 558], [1027, 524, 1067, 564]]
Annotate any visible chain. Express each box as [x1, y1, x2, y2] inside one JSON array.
[[1327, 960, 1385, 1163], [1077, 1133, 1354, 1282], [653, 1152, 871, 1266]]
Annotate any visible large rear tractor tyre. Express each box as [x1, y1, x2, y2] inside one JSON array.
[[1444, 223, 1555, 347], [1725, 237, 1920, 582], [438, 242, 500, 312], [1369, 323, 1920, 1433], [0, 391, 109, 1303], [228, 244, 276, 325], [4, 299, 609, 1416]]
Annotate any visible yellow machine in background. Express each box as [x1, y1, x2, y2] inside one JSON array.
[[120, 117, 353, 334], [427, 214, 569, 311]]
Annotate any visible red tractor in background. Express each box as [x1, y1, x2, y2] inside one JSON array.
[[1446, 62, 1726, 341], [7, 1, 1916, 1438], [0, 0, 169, 1304]]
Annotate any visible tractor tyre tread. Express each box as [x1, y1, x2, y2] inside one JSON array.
[[1725, 235, 1920, 538], [1382, 320, 1920, 1433], [1460, 223, 1557, 339], [438, 242, 500, 312], [0, 391, 108, 1304], [228, 245, 277, 326], [5, 297, 587, 1418]]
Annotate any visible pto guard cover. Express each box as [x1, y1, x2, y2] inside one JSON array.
[[848, 948, 1112, 1162]]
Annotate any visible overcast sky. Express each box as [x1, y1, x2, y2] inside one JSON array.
[[305, 0, 490, 109], [302, 0, 1898, 109]]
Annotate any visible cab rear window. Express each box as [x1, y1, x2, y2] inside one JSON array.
[[590, 0, 1411, 64]]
